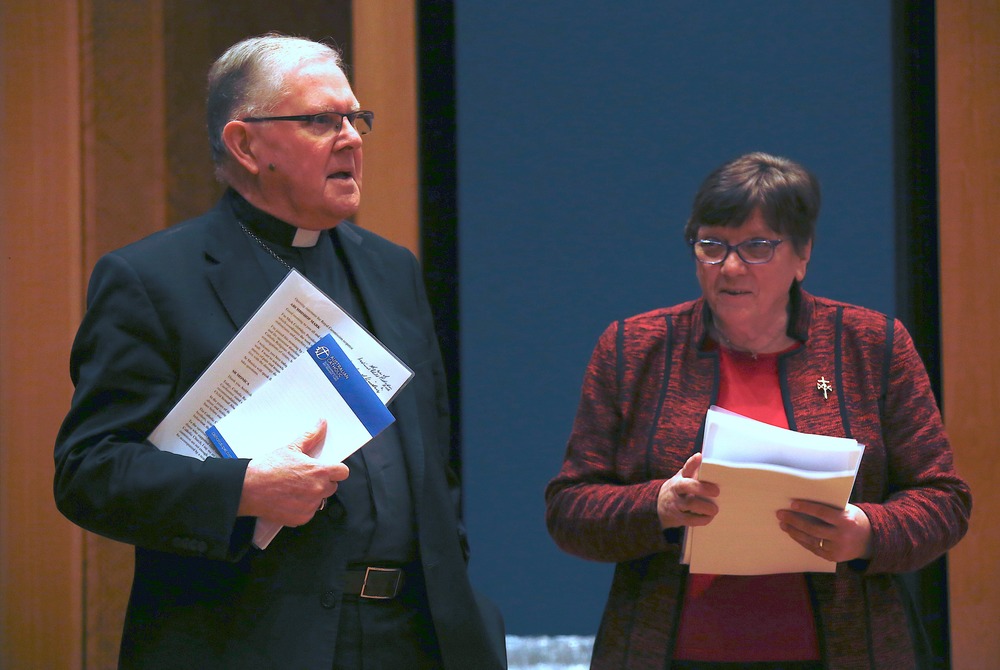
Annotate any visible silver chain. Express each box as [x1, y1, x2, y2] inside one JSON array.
[[238, 221, 294, 272]]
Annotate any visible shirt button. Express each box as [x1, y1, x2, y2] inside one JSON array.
[[320, 590, 338, 609]]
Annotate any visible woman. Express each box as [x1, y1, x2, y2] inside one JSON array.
[[545, 152, 971, 669]]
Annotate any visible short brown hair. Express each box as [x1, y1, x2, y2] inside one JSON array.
[[684, 152, 821, 254]]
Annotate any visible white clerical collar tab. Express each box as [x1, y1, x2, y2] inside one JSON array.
[[292, 228, 321, 248]]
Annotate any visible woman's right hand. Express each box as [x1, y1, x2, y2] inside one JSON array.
[[657, 452, 720, 529]]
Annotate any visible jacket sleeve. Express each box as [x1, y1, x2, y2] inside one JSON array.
[[858, 319, 972, 574], [53, 252, 254, 560], [545, 321, 671, 563]]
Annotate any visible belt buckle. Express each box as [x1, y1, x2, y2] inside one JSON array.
[[360, 566, 402, 600]]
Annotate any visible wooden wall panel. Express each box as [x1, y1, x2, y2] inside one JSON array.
[[0, 2, 84, 669], [84, 0, 169, 260], [81, 3, 169, 664], [353, 0, 420, 255], [938, 1, 1000, 668]]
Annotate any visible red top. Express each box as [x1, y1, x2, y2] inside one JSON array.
[[673, 344, 820, 662]]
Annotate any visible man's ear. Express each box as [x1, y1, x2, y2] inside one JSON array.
[[221, 121, 261, 175]]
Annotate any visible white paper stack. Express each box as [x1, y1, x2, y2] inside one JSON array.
[[148, 270, 413, 549], [681, 406, 864, 575]]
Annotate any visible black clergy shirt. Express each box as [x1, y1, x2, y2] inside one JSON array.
[[229, 190, 417, 566]]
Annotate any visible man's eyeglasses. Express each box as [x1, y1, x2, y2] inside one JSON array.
[[242, 110, 374, 136], [689, 238, 784, 265]]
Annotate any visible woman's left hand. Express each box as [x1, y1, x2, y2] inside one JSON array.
[[776, 501, 873, 563]]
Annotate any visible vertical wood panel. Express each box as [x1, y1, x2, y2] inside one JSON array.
[[353, 0, 420, 255], [938, 1, 1000, 667], [84, 0, 168, 258], [80, 3, 168, 666], [0, 2, 84, 669]]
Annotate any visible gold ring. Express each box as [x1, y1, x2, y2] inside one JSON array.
[[319, 498, 327, 511]]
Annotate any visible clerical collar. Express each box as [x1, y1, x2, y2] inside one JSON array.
[[227, 189, 322, 248]]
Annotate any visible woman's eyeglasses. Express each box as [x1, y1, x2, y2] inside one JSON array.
[[689, 238, 784, 265]]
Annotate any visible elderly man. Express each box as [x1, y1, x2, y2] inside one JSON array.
[[54, 33, 505, 669]]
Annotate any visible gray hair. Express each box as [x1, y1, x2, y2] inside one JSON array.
[[206, 33, 344, 178]]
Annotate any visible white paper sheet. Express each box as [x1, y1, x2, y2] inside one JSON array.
[[206, 333, 396, 548], [682, 406, 864, 575], [148, 269, 411, 459]]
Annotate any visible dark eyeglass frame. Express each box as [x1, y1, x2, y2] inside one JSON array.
[[689, 237, 785, 265], [241, 110, 374, 135]]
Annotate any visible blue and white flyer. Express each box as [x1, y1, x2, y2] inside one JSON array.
[[148, 269, 412, 461], [206, 333, 396, 548]]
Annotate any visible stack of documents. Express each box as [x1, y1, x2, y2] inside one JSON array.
[[207, 333, 396, 547], [148, 270, 413, 548], [681, 406, 864, 575]]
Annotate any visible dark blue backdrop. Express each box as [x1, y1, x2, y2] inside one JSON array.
[[454, 2, 894, 635]]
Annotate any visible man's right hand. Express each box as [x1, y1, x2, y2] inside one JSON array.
[[237, 419, 350, 526]]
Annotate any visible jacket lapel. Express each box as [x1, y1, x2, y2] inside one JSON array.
[[334, 223, 426, 499], [202, 201, 278, 331], [197, 210, 428, 499], [332, 223, 404, 345]]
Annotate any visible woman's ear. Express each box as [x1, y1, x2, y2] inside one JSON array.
[[221, 121, 261, 175], [796, 239, 813, 282]]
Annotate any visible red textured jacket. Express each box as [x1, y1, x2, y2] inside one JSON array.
[[546, 289, 971, 669]]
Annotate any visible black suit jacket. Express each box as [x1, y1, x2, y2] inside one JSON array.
[[54, 198, 506, 669]]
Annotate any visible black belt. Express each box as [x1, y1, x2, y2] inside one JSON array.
[[343, 566, 406, 600]]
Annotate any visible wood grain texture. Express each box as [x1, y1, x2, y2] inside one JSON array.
[[353, 0, 420, 255], [0, 2, 85, 669], [938, 1, 1000, 667]]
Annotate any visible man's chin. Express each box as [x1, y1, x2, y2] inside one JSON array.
[[288, 204, 359, 231], [322, 187, 361, 215], [332, 202, 361, 223]]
